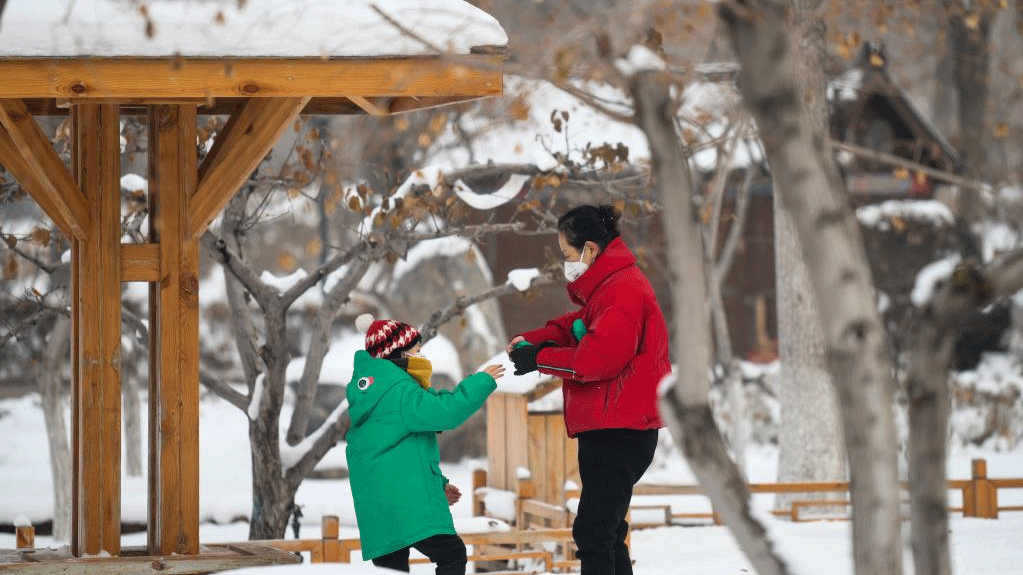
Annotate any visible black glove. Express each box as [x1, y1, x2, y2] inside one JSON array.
[[509, 341, 557, 376]]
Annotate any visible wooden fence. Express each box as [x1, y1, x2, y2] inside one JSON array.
[[472, 457, 1023, 526]]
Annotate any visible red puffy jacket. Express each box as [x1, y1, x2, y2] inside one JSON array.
[[518, 238, 669, 437]]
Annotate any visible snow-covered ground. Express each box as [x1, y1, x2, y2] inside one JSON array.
[[1, 387, 1022, 574]]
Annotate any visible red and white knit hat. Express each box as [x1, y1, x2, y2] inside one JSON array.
[[356, 314, 422, 359]]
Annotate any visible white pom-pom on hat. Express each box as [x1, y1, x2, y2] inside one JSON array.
[[355, 313, 375, 334]]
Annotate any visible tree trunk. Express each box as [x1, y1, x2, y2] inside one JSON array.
[[122, 346, 143, 477], [775, 0, 846, 512], [38, 315, 71, 543], [718, 2, 902, 574], [632, 70, 793, 575], [945, 1, 993, 179]]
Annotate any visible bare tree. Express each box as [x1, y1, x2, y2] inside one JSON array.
[[633, 70, 793, 575], [775, 0, 846, 512], [718, 1, 902, 574]]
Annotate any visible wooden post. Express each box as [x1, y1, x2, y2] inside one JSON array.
[[147, 104, 201, 555], [72, 102, 123, 557], [971, 458, 998, 519], [322, 515, 342, 563], [472, 469, 487, 516], [16, 525, 35, 549]]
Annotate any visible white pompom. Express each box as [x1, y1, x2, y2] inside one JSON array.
[[355, 313, 375, 333]]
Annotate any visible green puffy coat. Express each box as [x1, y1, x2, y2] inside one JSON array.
[[345, 350, 497, 560]]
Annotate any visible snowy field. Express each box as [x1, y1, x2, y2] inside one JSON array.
[[1, 391, 1022, 574]]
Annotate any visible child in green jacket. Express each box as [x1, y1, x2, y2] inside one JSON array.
[[347, 314, 504, 575]]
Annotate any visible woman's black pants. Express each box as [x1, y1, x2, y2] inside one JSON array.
[[573, 428, 659, 575], [371, 534, 467, 575]]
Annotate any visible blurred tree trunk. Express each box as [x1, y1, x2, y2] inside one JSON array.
[[38, 315, 71, 543], [718, 1, 903, 574], [122, 346, 143, 477], [633, 70, 792, 575], [942, 0, 994, 180], [775, 0, 846, 513]]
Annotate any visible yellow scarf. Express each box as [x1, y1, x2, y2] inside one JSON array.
[[406, 356, 433, 389]]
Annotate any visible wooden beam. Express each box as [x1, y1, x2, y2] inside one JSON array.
[[0, 57, 503, 100], [148, 104, 201, 555], [0, 124, 72, 237], [72, 102, 122, 557], [121, 244, 160, 282], [23, 95, 492, 117], [346, 95, 387, 117], [0, 99, 89, 239], [190, 97, 310, 237]]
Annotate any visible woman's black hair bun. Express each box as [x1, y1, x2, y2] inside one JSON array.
[[596, 204, 621, 235]]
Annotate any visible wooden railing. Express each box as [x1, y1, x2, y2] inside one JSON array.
[[472, 458, 1023, 526]]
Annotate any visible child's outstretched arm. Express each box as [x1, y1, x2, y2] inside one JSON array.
[[399, 365, 503, 432]]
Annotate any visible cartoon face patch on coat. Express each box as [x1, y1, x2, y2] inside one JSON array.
[[356, 376, 374, 391]]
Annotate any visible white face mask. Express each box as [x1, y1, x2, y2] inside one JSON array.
[[564, 248, 589, 282]]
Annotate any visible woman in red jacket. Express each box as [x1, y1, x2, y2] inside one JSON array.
[[507, 204, 670, 575]]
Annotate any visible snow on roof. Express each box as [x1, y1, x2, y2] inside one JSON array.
[[856, 199, 955, 230], [0, 0, 507, 58]]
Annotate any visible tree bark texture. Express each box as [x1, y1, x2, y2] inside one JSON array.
[[632, 70, 792, 575], [905, 251, 1023, 575], [718, 2, 902, 574], [38, 315, 71, 543], [775, 0, 846, 512], [943, 0, 993, 179]]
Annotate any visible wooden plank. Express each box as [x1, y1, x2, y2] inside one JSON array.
[[70, 238, 81, 557], [0, 546, 300, 574], [486, 394, 508, 491], [547, 415, 565, 506], [526, 415, 547, 505], [0, 99, 89, 239], [0, 57, 503, 100], [190, 97, 309, 237], [147, 104, 201, 555], [563, 423, 579, 498], [505, 395, 529, 492], [72, 102, 122, 556], [121, 244, 160, 282]]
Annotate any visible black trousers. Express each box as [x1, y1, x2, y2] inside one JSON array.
[[371, 534, 467, 575], [573, 428, 659, 575]]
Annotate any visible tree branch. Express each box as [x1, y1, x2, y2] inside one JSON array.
[[200, 369, 249, 411], [831, 140, 987, 192], [419, 269, 559, 343]]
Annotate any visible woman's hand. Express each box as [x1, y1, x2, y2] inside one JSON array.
[[482, 364, 505, 379], [444, 483, 461, 505], [506, 336, 526, 353]]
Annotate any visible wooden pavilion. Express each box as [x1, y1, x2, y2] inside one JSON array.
[[0, 0, 504, 568]]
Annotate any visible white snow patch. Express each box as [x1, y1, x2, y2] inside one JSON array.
[[506, 268, 541, 291], [0, 0, 507, 58], [13, 514, 31, 527], [910, 255, 961, 307], [247, 374, 265, 421], [478, 350, 552, 395], [475, 487, 517, 521], [515, 466, 531, 480], [392, 236, 473, 284], [120, 174, 148, 193], [856, 199, 955, 229], [615, 44, 666, 76], [454, 174, 528, 210]]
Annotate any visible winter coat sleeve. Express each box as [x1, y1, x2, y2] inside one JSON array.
[[518, 309, 585, 347], [399, 371, 498, 433], [535, 300, 642, 382]]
